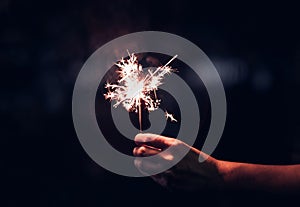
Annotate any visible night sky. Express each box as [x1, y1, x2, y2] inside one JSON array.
[[2, 1, 300, 206]]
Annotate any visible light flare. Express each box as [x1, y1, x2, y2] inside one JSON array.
[[104, 52, 178, 131], [165, 111, 178, 122]]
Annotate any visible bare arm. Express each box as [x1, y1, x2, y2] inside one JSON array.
[[219, 161, 300, 193], [133, 133, 300, 193]]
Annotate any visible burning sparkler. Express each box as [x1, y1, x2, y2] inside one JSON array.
[[104, 51, 178, 131], [165, 111, 178, 122]]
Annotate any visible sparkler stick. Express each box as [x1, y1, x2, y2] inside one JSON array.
[[138, 99, 142, 132], [104, 52, 178, 131]]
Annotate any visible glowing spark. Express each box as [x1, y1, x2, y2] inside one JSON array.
[[104, 52, 177, 130], [165, 111, 178, 122]]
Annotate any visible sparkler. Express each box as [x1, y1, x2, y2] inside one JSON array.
[[165, 111, 178, 122], [104, 51, 178, 131]]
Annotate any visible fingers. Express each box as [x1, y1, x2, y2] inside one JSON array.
[[134, 133, 175, 149], [142, 144, 162, 153], [134, 152, 178, 179], [134, 157, 162, 175], [133, 145, 161, 157], [133, 134, 176, 176]]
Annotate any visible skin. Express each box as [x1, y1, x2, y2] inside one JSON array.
[[133, 133, 300, 193]]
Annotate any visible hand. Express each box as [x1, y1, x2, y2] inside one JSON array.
[[133, 133, 224, 191]]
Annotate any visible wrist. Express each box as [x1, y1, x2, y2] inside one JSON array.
[[216, 160, 235, 190]]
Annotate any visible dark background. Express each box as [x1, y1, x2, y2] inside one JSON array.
[[2, 0, 300, 206]]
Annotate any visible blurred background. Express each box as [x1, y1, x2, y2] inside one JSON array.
[[2, 0, 300, 206]]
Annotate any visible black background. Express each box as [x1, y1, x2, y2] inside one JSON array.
[[2, 0, 300, 206]]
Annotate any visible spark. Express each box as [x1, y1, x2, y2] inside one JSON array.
[[165, 111, 178, 122], [104, 51, 178, 131]]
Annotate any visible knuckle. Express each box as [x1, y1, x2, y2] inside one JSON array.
[[133, 146, 146, 156], [133, 147, 138, 156], [138, 146, 146, 154], [169, 139, 181, 147]]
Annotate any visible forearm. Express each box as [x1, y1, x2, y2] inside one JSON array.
[[218, 161, 300, 193]]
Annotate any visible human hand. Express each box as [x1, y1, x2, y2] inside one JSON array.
[[133, 133, 224, 191]]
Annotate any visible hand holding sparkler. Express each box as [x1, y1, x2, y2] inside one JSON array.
[[133, 133, 223, 191], [133, 133, 300, 193]]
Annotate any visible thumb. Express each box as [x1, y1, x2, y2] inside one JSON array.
[[134, 133, 174, 149]]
